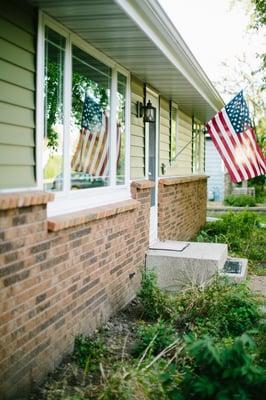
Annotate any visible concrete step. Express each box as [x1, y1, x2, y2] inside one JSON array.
[[146, 240, 228, 291]]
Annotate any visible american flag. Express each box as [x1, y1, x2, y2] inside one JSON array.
[[206, 91, 266, 183], [71, 96, 121, 178]]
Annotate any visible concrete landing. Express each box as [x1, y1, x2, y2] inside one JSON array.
[[146, 241, 228, 291]]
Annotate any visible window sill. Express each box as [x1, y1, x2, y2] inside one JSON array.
[[48, 198, 139, 232], [47, 187, 131, 217]]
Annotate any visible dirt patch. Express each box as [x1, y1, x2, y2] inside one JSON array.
[[27, 299, 143, 400], [249, 275, 266, 297]]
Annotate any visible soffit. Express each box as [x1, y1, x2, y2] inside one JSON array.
[[28, 0, 223, 122]]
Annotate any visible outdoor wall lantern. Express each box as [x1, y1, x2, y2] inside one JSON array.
[[136, 100, 156, 123]]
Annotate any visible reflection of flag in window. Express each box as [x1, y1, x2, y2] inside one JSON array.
[[206, 91, 266, 183], [71, 96, 121, 178]]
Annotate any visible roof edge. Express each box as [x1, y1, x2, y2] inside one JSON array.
[[114, 0, 224, 114]]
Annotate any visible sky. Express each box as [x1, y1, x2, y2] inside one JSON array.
[[158, 0, 265, 86]]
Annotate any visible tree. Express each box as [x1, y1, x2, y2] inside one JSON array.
[[251, 0, 266, 28], [214, 53, 265, 144]]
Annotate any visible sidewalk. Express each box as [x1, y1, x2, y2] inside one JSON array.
[[207, 201, 266, 213]]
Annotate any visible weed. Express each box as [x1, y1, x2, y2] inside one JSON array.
[[138, 271, 178, 321], [224, 194, 257, 207], [197, 211, 266, 274], [133, 321, 177, 357], [73, 335, 107, 372], [175, 277, 261, 337], [254, 322, 266, 368], [98, 358, 182, 400]]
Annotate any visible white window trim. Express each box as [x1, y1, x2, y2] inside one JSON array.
[[35, 12, 131, 216]]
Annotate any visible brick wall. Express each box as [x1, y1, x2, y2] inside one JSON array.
[[158, 176, 207, 241], [0, 182, 152, 399]]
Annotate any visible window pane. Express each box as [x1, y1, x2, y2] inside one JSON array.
[[43, 27, 65, 191], [116, 73, 127, 185], [71, 45, 111, 189]]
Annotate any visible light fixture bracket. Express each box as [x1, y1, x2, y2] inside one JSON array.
[[136, 100, 156, 123]]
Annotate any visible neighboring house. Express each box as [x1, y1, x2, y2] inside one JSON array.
[[205, 137, 255, 201], [205, 135, 226, 201], [0, 0, 223, 397]]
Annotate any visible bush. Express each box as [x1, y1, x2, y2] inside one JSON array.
[[224, 194, 256, 207], [175, 277, 261, 337], [197, 211, 263, 258], [179, 334, 266, 399], [133, 321, 177, 357], [73, 335, 107, 371], [138, 271, 178, 321]]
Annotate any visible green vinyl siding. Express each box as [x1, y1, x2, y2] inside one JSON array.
[[0, 0, 36, 189], [0, 81, 35, 110], [166, 109, 193, 176], [130, 76, 145, 179], [0, 59, 35, 91], [159, 97, 170, 174], [0, 166, 35, 188]]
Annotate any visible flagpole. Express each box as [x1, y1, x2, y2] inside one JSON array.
[[161, 128, 203, 175]]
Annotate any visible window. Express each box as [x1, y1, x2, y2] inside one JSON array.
[[192, 121, 204, 173], [40, 18, 130, 207], [117, 73, 127, 185], [70, 46, 111, 190], [170, 102, 179, 163], [43, 27, 65, 191]]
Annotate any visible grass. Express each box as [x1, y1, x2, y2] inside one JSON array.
[[257, 212, 266, 224], [224, 194, 257, 207], [29, 273, 266, 400], [201, 211, 266, 276]]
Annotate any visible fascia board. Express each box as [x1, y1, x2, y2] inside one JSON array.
[[114, 0, 224, 113]]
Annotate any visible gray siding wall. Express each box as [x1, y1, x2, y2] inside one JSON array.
[[0, 0, 36, 189]]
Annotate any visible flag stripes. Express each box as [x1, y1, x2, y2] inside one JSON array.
[[71, 114, 121, 179], [206, 92, 266, 183]]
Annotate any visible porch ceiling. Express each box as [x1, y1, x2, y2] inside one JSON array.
[[28, 0, 224, 122]]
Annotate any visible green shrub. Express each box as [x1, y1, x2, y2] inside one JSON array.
[[254, 322, 266, 368], [138, 271, 178, 321], [197, 211, 263, 257], [73, 335, 107, 371], [175, 277, 261, 337], [179, 334, 266, 399], [224, 194, 257, 207], [133, 321, 177, 357]]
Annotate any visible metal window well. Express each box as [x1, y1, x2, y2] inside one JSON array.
[[220, 257, 248, 283], [223, 259, 243, 274]]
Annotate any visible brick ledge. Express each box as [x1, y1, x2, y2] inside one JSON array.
[[159, 175, 208, 186], [48, 199, 140, 232], [131, 180, 155, 189], [0, 191, 54, 210]]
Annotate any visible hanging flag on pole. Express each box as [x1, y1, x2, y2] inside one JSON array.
[[206, 91, 266, 183]]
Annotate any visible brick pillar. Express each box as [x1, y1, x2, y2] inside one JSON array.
[[131, 179, 153, 259]]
